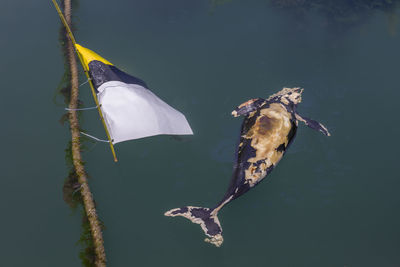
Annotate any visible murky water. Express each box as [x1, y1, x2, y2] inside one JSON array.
[[1, 0, 400, 266]]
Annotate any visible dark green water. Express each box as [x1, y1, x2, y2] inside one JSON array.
[[1, 0, 400, 266]]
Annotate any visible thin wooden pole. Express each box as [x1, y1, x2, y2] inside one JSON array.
[[52, 0, 118, 162]]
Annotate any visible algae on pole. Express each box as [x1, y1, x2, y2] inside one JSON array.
[[55, 0, 107, 266]]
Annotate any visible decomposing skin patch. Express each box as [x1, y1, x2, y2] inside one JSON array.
[[276, 143, 286, 152], [242, 103, 293, 187], [165, 87, 330, 247]]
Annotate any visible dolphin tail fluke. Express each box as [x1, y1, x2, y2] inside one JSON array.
[[164, 206, 223, 247]]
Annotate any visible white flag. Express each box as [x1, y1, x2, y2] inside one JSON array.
[[75, 44, 193, 144]]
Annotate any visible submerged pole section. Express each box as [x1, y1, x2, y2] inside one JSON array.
[[54, 0, 107, 265], [51, 0, 118, 162]]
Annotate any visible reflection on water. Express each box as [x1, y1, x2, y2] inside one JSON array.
[[387, 10, 398, 36], [211, 0, 399, 32]]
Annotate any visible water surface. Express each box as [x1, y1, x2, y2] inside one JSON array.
[[1, 1, 400, 266]]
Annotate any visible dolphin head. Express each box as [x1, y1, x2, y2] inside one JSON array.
[[267, 87, 304, 106]]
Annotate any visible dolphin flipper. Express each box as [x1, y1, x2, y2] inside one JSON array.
[[231, 98, 265, 117], [295, 113, 331, 136]]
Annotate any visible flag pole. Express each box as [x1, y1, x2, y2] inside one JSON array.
[[51, 0, 118, 162]]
